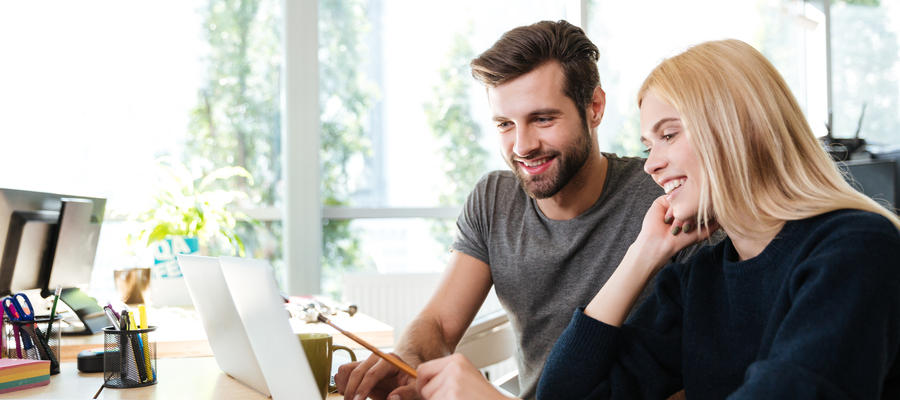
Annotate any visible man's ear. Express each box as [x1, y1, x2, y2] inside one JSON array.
[[587, 86, 606, 129]]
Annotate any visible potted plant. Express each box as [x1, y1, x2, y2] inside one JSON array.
[[129, 155, 256, 266], [128, 156, 254, 254], [125, 157, 256, 305]]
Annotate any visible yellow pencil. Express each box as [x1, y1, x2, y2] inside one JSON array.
[[127, 311, 136, 330], [138, 306, 154, 381]]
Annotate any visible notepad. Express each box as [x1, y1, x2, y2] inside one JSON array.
[[0, 359, 49, 394]]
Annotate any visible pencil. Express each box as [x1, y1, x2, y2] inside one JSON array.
[[46, 285, 61, 342], [93, 383, 104, 399], [316, 314, 417, 379]]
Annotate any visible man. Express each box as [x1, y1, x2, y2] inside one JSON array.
[[336, 20, 700, 400]]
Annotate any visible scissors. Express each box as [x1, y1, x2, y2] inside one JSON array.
[[2, 293, 37, 359]]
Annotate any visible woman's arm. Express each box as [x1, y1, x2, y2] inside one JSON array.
[[417, 354, 514, 400], [585, 196, 716, 326], [537, 268, 689, 399], [537, 196, 717, 399]]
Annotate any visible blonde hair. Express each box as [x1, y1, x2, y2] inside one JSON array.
[[638, 39, 900, 237]]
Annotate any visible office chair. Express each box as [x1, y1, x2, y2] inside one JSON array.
[[456, 309, 519, 395]]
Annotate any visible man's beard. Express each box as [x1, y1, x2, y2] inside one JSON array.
[[508, 127, 593, 199]]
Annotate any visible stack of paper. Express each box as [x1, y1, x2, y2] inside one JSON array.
[[0, 359, 50, 394]]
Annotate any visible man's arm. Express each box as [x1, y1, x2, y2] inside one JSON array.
[[335, 250, 493, 400], [395, 250, 494, 365]]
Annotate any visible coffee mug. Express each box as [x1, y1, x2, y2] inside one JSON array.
[[113, 267, 152, 304], [299, 333, 357, 399]]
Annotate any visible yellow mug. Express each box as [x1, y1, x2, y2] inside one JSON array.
[[299, 333, 357, 399], [113, 268, 152, 304]]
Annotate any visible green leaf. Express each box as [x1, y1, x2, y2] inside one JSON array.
[[147, 225, 171, 247], [198, 166, 255, 191], [234, 234, 246, 257], [155, 156, 195, 193]]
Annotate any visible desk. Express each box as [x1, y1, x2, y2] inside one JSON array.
[[58, 307, 393, 362], [0, 357, 347, 399], [4, 306, 392, 398]]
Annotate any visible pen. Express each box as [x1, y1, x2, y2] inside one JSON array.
[[106, 302, 121, 320], [3, 308, 22, 358], [45, 285, 61, 342], [103, 306, 120, 330], [119, 312, 139, 383], [17, 325, 40, 359], [127, 311, 147, 382], [20, 325, 57, 368]]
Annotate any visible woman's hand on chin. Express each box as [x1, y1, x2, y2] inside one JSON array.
[[633, 195, 720, 272]]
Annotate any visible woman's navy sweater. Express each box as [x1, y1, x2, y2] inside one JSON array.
[[537, 209, 900, 399]]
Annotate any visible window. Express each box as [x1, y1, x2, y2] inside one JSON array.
[[587, 0, 824, 156], [311, 0, 837, 298], [3, 0, 895, 302], [315, 0, 572, 297], [830, 0, 900, 147], [0, 1, 284, 299]]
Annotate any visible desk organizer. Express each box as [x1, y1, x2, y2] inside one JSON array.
[[102, 326, 158, 388], [2, 315, 62, 374]]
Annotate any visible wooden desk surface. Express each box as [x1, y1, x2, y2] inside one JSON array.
[[58, 307, 393, 363], [0, 357, 347, 399], [5, 306, 392, 398]]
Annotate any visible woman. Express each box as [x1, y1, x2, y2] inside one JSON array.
[[534, 39, 900, 399], [417, 39, 900, 399]]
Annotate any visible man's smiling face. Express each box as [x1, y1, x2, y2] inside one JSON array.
[[488, 62, 593, 199]]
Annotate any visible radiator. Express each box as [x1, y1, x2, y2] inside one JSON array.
[[342, 272, 443, 343], [341, 272, 504, 342], [342, 272, 517, 394]]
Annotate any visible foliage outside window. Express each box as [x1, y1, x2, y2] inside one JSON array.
[[183, 0, 381, 296], [424, 25, 489, 251], [319, 0, 380, 297], [831, 0, 900, 145], [592, 0, 810, 157], [185, 0, 284, 270]]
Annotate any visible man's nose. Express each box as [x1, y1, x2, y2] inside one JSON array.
[[513, 126, 539, 158]]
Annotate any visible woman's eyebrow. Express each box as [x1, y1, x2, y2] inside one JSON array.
[[652, 117, 680, 133]]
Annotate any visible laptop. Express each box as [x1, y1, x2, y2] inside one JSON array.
[[178, 255, 319, 399], [178, 255, 270, 396]]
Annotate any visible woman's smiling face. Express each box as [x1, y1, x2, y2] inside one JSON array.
[[640, 93, 703, 222]]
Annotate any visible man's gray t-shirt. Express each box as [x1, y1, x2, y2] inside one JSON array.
[[451, 153, 664, 400]]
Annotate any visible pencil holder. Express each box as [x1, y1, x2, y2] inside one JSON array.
[[3, 315, 63, 374], [102, 326, 158, 388]]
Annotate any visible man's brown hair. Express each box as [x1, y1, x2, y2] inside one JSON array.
[[470, 20, 600, 120]]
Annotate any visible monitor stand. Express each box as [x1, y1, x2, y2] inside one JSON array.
[[58, 287, 108, 335]]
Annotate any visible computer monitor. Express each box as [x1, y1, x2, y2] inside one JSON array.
[[0, 188, 108, 334], [839, 159, 897, 213], [870, 147, 900, 212]]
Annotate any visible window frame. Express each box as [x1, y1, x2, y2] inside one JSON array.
[[281, 0, 838, 294]]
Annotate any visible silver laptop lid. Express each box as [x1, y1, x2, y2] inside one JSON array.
[[177, 254, 270, 396], [219, 256, 319, 400]]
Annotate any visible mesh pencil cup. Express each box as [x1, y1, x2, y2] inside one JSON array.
[[3, 315, 63, 374], [103, 326, 158, 388]]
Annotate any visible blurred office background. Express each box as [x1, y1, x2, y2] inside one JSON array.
[[0, 0, 896, 355]]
